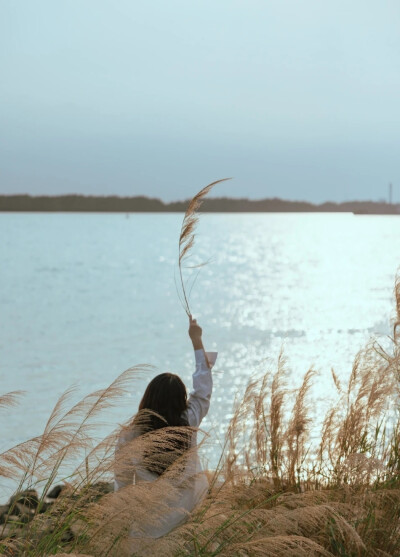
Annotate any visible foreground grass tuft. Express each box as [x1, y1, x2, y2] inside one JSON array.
[[2, 277, 400, 556]]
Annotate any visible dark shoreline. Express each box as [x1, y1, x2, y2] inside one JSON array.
[[1, 194, 399, 214]]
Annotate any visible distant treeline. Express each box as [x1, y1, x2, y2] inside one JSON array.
[[0, 194, 399, 214]]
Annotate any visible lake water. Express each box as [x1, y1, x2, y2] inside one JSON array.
[[1, 212, 400, 494]]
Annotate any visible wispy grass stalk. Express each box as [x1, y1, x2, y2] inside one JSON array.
[[2, 278, 400, 555]]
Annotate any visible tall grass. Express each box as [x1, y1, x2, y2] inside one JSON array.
[[1, 277, 400, 556]]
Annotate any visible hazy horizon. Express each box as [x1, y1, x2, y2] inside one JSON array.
[[1, 190, 398, 205], [1, 1, 400, 203]]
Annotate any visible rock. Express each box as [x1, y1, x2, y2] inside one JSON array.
[[8, 490, 39, 510], [75, 482, 113, 506], [14, 503, 34, 523], [0, 522, 21, 540], [59, 527, 75, 542], [46, 484, 65, 500], [0, 505, 10, 524], [92, 481, 113, 495]]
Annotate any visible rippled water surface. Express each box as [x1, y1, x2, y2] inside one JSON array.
[[1, 212, 400, 482]]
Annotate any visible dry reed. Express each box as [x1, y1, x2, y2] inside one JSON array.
[[178, 178, 230, 316], [2, 278, 400, 555]]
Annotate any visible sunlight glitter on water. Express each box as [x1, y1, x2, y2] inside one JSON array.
[[1, 212, 400, 482]]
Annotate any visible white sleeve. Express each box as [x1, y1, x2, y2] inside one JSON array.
[[186, 349, 215, 428], [114, 428, 138, 491]]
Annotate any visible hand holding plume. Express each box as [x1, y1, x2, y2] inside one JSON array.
[[188, 315, 203, 351], [179, 179, 229, 368]]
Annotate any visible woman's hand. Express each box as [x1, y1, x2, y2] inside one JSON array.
[[189, 315, 203, 350]]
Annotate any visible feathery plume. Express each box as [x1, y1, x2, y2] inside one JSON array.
[[0, 391, 24, 409], [178, 178, 231, 315]]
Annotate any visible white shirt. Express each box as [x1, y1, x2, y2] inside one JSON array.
[[114, 349, 215, 538]]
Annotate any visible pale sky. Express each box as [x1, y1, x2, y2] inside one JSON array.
[[1, 0, 400, 202]]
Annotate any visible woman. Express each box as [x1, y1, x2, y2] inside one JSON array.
[[114, 315, 216, 538]]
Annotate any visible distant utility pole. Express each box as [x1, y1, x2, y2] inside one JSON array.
[[389, 182, 393, 204]]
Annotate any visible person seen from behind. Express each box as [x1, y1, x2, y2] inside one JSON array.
[[114, 315, 217, 538]]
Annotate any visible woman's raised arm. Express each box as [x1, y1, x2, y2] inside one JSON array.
[[187, 316, 216, 427]]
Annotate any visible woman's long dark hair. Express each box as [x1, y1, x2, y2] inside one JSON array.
[[133, 373, 191, 475]]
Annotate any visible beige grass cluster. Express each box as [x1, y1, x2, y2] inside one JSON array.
[[1, 277, 400, 556]]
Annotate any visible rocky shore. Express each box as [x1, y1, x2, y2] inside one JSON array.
[[0, 483, 113, 547]]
